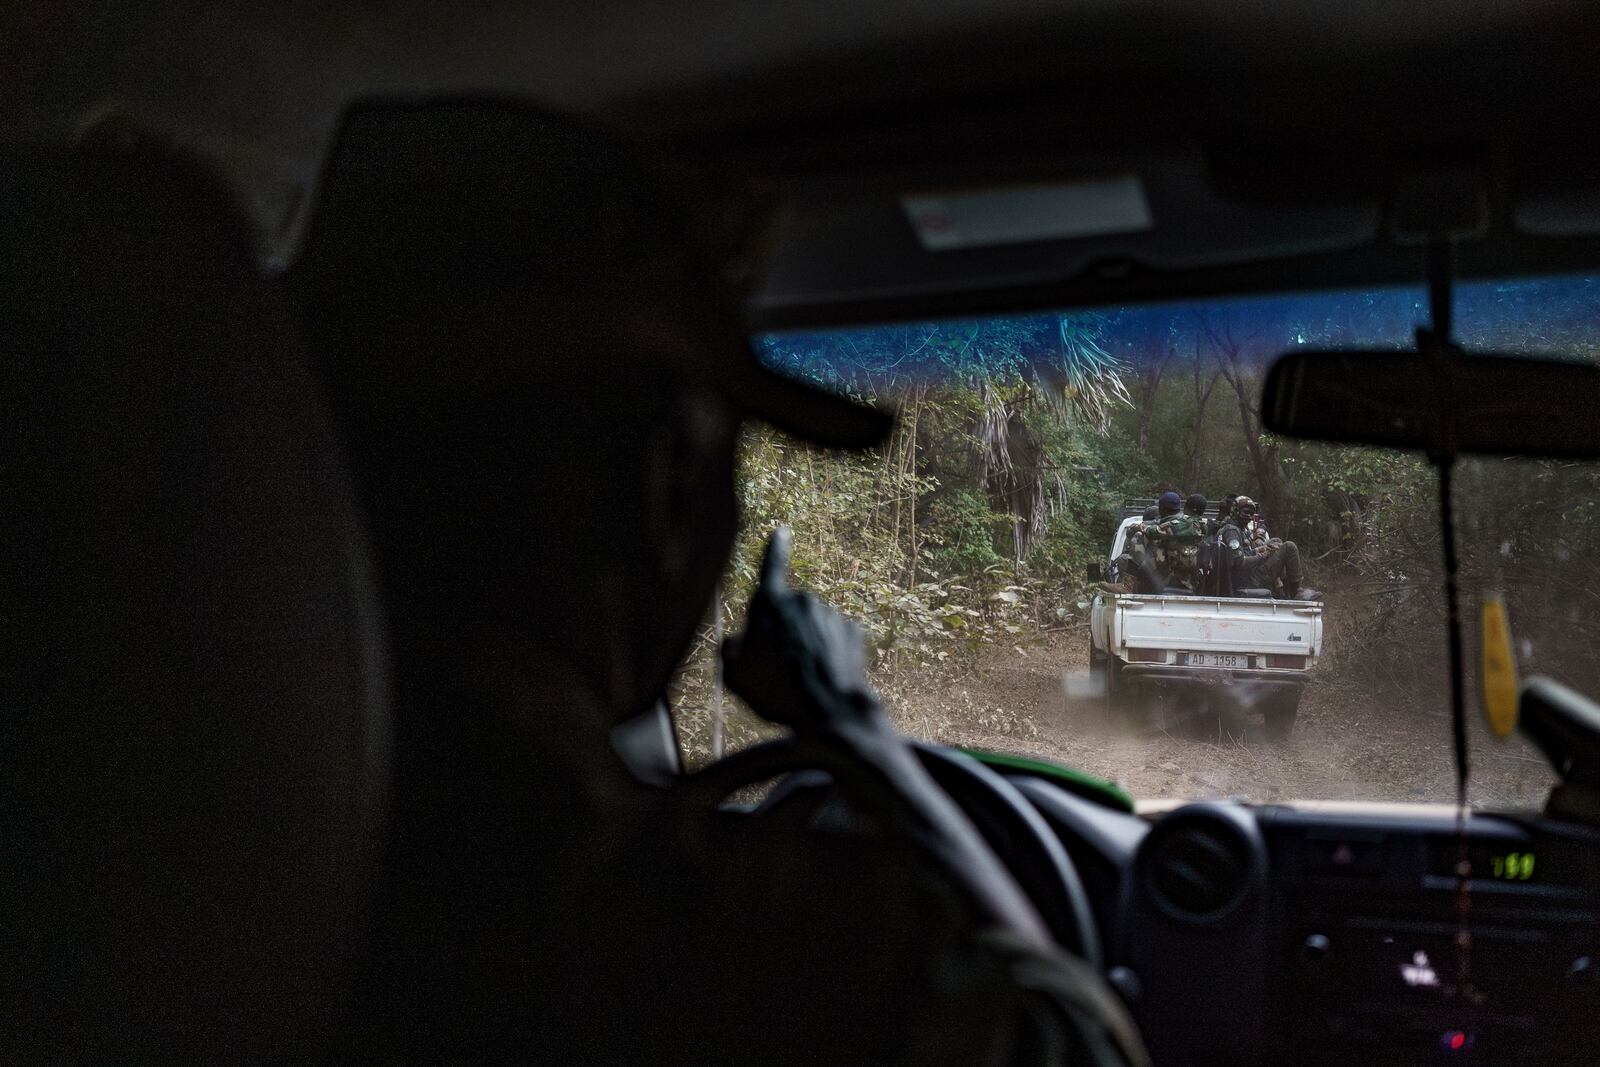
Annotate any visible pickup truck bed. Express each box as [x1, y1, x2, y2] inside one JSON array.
[[1089, 511, 1325, 738], [1089, 590, 1324, 738], [1100, 592, 1321, 669]]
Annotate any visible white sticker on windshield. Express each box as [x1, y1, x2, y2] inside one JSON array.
[[901, 175, 1153, 252]]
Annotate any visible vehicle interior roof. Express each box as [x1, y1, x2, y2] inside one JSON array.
[[10, 2, 1600, 327]]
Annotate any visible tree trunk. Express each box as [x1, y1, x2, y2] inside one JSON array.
[[1202, 312, 1292, 524], [709, 581, 725, 759], [1229, 377, 1290, 521], [1134, 344, 1173, 451], [1183, 345, 1222, 490], [1137, 394, 1156, 452], [902, 386, 924, 588]]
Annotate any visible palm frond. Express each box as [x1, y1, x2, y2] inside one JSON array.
[[1033, 314, 1134, 433]]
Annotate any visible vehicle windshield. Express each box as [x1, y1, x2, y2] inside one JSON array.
[[671, 275, 1600, 810]]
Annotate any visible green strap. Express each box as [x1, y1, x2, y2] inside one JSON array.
[[958, 748, 1135, 813]]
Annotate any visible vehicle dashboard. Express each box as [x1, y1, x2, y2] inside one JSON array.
[[998, 769, 1600, 1066]]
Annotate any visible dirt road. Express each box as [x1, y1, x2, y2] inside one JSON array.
[[884, 629, 1558, 809]]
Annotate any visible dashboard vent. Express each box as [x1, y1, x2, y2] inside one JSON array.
[[1144, 815, 1253, 922]]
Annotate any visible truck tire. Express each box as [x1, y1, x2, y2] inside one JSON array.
[[1087, 639, 1113, 722], [1105, 657, 1133, 723], [1262, 689, 1301, 741]]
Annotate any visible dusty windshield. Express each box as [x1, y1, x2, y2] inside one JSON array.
[[670, 277, 1600, 810]]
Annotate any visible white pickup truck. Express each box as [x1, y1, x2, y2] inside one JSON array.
[[1088, 510, 1324, 738]]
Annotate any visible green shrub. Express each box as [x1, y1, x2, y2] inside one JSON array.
[[921, 489, 1007, 577]]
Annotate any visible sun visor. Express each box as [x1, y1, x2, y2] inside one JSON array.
[[751, 152, 1380, 326]]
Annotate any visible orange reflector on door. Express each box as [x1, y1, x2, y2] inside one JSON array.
[[1265, 654, 1307, 670], [1126, 648, 1166, 663], [1481, 593, 1518, 739]]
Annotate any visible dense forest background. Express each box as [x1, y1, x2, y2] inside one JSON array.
[[673, 278, 1600, 762]]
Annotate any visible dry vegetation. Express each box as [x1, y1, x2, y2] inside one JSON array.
[[676, 593, 1557, 808], [671, 284, 1600, 807]]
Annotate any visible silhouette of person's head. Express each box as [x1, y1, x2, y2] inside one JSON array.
[[295, 101, 890, 728]]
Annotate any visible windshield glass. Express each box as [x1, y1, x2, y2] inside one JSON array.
[[670, 277, 1600, 810]]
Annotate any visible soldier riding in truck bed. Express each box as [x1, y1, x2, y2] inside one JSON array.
[[1100, 491, 1320, 602]]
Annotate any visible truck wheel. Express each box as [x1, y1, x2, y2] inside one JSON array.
[[1262, 690, 1301, 741], [1086, 640, 1112, 722], [1104, 658, 1134, 723]]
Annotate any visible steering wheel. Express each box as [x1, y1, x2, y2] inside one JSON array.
[[690, 736, 1101, 968]]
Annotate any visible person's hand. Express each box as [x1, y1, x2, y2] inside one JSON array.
[[721, 527, 877, 733]]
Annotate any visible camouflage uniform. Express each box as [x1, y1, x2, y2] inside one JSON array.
[[1103, 496, 1189, 595], [1148, 513, 1207, 591], [1103, 523, 1152, 594]]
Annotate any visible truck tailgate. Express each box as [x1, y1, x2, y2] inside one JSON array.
[[1112, 595, 1322, 658]]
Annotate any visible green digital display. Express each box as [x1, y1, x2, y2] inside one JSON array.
[[1433, 841, 1558, 885], [1490, 851, 1537, 881]]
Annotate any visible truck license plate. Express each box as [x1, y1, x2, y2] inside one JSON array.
[[1184, 652, 1246, 668]]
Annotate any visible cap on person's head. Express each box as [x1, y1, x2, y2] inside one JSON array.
[[1231, 495, 1258, 520], [1142, 505, 1159, 521], [292, 97, 892, 450], [1158, 491, 1182, 517], [1184, 493, 1207, 516]]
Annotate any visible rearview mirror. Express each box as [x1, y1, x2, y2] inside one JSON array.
[[1261, 349, 1600, 458]]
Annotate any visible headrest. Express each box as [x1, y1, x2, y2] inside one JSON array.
[[0, 142, 390, 1063]]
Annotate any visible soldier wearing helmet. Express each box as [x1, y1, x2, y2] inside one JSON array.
[[1227, 496, 1320, 600]]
